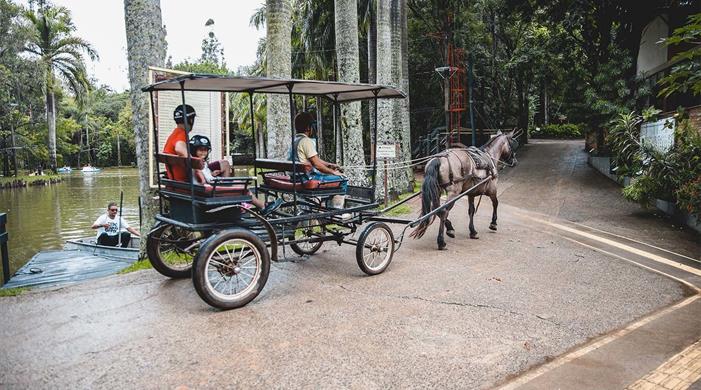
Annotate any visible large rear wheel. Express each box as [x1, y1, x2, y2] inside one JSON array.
[[192, 229, 270, 310], [147, 224, 203, 279]]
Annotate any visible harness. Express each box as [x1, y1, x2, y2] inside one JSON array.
[[438, 147, 496, 189]]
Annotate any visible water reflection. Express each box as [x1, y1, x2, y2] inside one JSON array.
[[0, 168, 140, 276]]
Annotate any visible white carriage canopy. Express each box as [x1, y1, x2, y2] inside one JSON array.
[[142, 74, 406, 103]]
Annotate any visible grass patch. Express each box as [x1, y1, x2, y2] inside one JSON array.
[[0, 174, 62, 186], [119, 260, 153, 274], [0, 287, 30, 297]]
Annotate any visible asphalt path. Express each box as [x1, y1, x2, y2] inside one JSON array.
[[0, 140, 698, 389]]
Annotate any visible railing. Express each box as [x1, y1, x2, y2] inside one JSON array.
[[413, 128, 513, 159], [1, 213, 9, 284]]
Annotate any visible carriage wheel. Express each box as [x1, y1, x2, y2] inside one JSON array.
[[356, 222, 395, 275], [192, 229, 270, 310], [290, 218, 324, 256], [147, 224, 203, 279]]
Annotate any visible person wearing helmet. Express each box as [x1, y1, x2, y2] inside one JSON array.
[[188, 134, 231, 182], [189, 134, 280, 213], [162, 104, 197, 181]]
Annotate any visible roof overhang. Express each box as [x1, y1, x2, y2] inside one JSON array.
[[142, 74, 406, 103]]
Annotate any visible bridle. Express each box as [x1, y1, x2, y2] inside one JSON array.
[[488, 134, 518, 168]]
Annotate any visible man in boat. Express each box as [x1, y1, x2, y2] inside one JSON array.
[[290, 112, 349, 217], [163, 104, 231, 182], [91, 202, 140, 247]]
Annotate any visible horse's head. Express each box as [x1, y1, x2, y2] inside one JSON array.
[[497, 130, 518, 166]]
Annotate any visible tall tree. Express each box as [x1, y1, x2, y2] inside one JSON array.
[[266, 0, 292, 159], [376, 0, 396, 195], [335, 0, 367, 185], [23, 5, 97, 170], [123, 0, 167, 245]]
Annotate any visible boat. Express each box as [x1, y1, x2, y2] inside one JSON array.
[[57, 166, 72, 173], [64, 236, 140, 261], [2, 236, 140, 289], [81, 166, 101, 174]]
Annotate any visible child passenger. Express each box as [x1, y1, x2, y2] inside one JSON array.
[[189, 135, 281, 214]]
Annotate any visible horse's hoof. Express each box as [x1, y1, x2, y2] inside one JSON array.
[[446, 230, 455, 238], [489, 223, 497, 231], [470, 233, 479, 239], [438, 244, 447, 250]]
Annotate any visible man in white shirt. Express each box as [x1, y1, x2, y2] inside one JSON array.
[[91, 202, 140, 247]]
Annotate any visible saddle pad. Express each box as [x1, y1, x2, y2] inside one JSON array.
[[467, 146, 494, 172]]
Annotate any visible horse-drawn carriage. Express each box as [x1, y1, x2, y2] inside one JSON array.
[[142, 74, 517, 310]]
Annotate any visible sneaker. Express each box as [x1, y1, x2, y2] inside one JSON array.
[[339, 212, 353, 220], [260, 198, 284, 215]]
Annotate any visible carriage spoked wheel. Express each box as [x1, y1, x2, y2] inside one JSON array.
[[147, 223, 203, 279], [192, 229, 270, 310], [355, 222, 395, 275], [290, 218, 324, 256]]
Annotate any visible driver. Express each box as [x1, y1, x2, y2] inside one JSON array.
[[290, 111, 347, 191]]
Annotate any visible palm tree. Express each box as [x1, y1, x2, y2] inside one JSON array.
[[335, 0, 367, 186], [23, 5, 97, 170], [123, 0, 167, 250], [266, 0, 292, 159], [376, 0, 395, 195]]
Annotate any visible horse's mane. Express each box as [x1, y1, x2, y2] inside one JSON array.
[[480, 133, 505, 151]]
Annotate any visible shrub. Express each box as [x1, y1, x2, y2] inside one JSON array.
[[530, 123, 582, 138]]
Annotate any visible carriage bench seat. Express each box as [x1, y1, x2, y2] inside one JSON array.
[[156, 153, 251, 198], [254, 158, 344, 191]]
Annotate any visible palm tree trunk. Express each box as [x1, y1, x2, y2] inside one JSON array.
[[389, 0, 403, 193], [399, 0, 411, 189], [266, 0, 292, 159], [46, 89, 57, 171], [335, 0, 366, 186], [124, 0, 167, 253], [368, 0, 377, 151], [376, 0, 393, 198]]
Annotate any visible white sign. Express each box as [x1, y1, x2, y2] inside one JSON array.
[[377, 144, 397, 159]]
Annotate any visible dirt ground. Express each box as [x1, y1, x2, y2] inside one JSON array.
[[0, 140, 698, 389]]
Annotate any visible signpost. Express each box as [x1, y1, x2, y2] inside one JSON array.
[[377, 144, 397, 208]]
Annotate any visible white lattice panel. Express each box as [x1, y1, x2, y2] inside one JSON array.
[[641, 117, 675, 154]]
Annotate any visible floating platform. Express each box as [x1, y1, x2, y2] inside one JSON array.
[[3, 237, 140, 289]]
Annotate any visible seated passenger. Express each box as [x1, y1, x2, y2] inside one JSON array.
[[91, 202, 140, 247], [189, 134, 281, 214], [163, 105, 231, 181]]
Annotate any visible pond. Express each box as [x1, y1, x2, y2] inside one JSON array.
[[0, 168, 140, 279]]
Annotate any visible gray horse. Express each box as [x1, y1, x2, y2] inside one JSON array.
[[410, 131, 518, 250]]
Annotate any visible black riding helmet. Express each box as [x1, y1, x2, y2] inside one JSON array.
[[174, 104, 196, 124], [189, 134, 211, 156]]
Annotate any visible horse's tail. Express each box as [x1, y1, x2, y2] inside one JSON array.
[[410, 158, 442, 239]]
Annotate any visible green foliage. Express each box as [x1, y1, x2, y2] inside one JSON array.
[[617, 115, 701, 218], [0, 287, 29, 297], [118, 260, 152, 274], [530, 123, 582, 138], [607, 112, 643, 177], [658, 13, 701, 98]]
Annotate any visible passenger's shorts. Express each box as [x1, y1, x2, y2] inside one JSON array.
[[208, 161, 222, 172], [308, 172, 348, 192]]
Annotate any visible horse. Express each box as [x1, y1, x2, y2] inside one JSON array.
[[410, 130, 518, 250]]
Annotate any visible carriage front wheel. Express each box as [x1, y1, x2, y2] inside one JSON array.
[[192, 229, 270, 310], [356, 222, 395, 275], [147, 223, 203, 279]]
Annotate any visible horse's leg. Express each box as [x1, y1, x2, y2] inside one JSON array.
[[468, 195, 478, 239], [444, 203, 455, 238], [437, 209, 447, 250], [489, 192, 498, 231]]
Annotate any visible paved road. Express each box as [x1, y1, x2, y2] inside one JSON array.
[[0, 140, 698, 389]]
